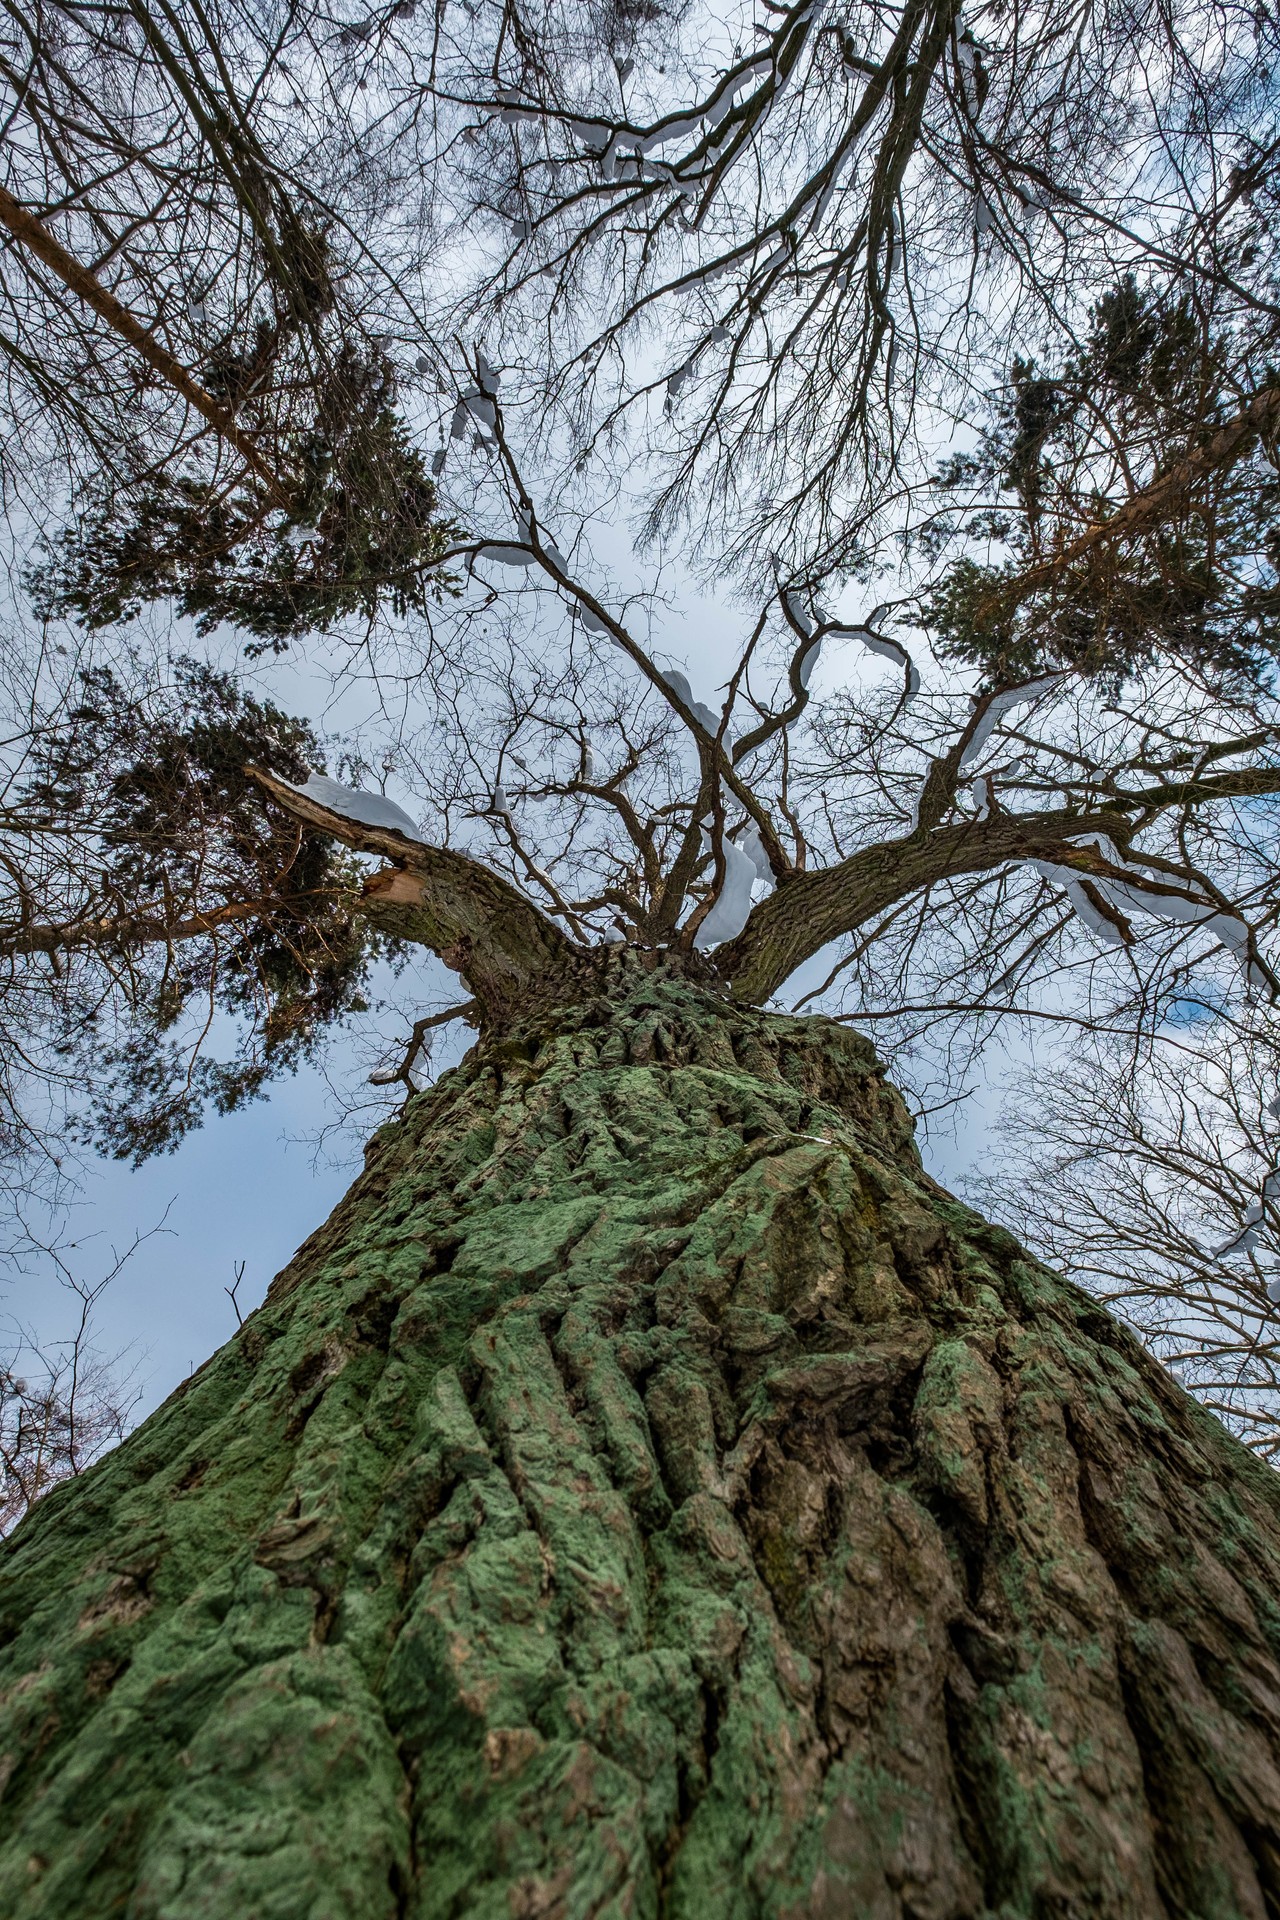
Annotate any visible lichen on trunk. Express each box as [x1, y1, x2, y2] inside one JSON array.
[[4, 958, 1280, 1918]]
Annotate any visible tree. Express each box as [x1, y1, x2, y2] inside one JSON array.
[[0, 639, 403, 1195], [0, 1337, 133, 1534], [4, 756, 1280, 1912], [0, 0, 459, 639], [5, 0, 1280, 1909], [0, 0, 465, 1211], [0, 1231, 143, 1536], [970, 1014, 1280, 1461]]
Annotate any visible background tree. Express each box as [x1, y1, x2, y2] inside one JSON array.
[[970, 1013, 1280, 1460], [397, 0, 1280, 563], [0, 1228, 144, 1536], [1, 0, 1277, 1482]]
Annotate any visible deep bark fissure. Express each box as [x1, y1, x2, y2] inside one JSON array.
[[942, 1674, 1004, 1913], [6, 962, 1280, 1915]]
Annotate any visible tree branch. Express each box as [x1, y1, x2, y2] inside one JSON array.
[[8, 895, 270, 957], [719, 762, 1280, 1002], [996, 384, 1280, 610], [0, 183, 292, 507], [248, 768, 575, 1016]]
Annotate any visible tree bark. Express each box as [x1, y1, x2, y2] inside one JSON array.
[[4, 956, 1280, 1917]]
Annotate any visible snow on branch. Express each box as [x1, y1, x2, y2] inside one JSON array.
[[738, 821, 773, 884], [777, 572, 920, 704], [578, 603, 617, 638], [825, 621, 921, 699], [798, 638, 822, 691], [1212, 1167, 1280, 1259], [489, 14, 799, 187], [516, 506, 566, 568], [959, 673, 1068, 771], [694, 831, 760, 948], [1035, 832, 1270, 990], [662, 668, 721, 734], [279, 772, 421, 838], [248, 767, 573, 1014], [474, 543, 538, 570]]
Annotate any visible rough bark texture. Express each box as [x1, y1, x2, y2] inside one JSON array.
[[5, 960, 1280, 1917]]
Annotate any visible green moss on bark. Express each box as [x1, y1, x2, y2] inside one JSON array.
[[4, 962, 1280, 1916]]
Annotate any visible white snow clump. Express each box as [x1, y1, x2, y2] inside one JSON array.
[[738, 820, 773, 884], [798, 638, 822, 690], [694, 833, 759, 948], [285, 773, 420, 838], [828, 622, 921, 698], [1034, 832, 1267, 988], [959, 674, 1065, 771], [663, 669, 720, 733], [1213, 1168, 1280, 1259]]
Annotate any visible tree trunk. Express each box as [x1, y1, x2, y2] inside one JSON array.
[[5, 959, 1280, 1919]]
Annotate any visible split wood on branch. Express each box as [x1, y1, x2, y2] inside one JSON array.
[[247, 768, 573, 1019]]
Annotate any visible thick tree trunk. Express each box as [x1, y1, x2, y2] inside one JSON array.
[[5, 960, 1280, 1918]]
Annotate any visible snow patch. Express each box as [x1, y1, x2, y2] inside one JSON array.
[[283, 773, 420, 838], [516, 507, 566, 568], [830, 623, 921, 697], [1035, 832, 1267, 986], [959, 674, 1065, 771], [663, 669, 720, 733], [694, 834, 758, 948], [1213, 1168, 1280, 1258], [738, 820, 773, 884]]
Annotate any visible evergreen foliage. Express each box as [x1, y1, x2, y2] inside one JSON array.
[[923, 282, 1280, 688], [33, 347, 462, 649], [16, 660, 395, 1162]]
